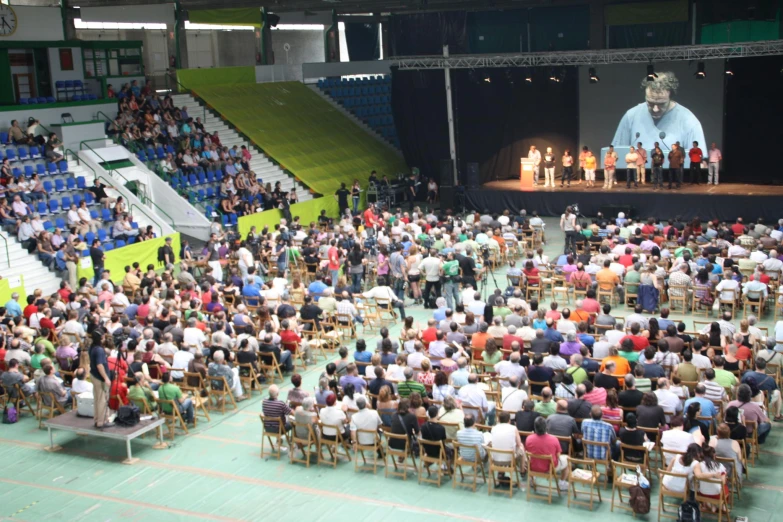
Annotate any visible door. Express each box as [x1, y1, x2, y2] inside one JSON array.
[[13, 73, 34, 101], [32, 48, 51, 98]]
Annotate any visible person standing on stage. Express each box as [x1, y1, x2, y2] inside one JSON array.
[[603, 145, 617, 190], [544, 147, 556, 188], [561, 150, 574, 188], [561, 206, 577, 254], [668, 142, 684, 189], [529, 145, 542, 186], [406, 172, 417, 211], [636, 142, 648, 185], [651, 145, 664, 191], [708, 142, 722, 186], [688, 141, 703, 185], [578, 146, 588, 185], [584, 149, 597, 188], [625, 146, 639, 189]]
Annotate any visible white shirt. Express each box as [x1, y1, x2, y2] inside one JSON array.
[[363, 286, 400, 303], [67, 209, 80, 225], [77, 207, 92, 222], [183, 327, 207, 351], [458, 383, 489, 413], [606, 330, 625, 347], [661, 429, 695, 464], [500, 387, 528, 413], [750, 251, 768, 264], [494, 361, 526, 386], [62, 320, 86, 338], [691, 353, 712, 370], [350, 408, 382, 445], [319, 405, 346, 437], [490, 423, 519, 461], [715, 279, 740, 301], [72, 378, 93, 394], [654, 388, 683, 418], [171, 350, 194, 380], [556, 320, 577, 335]]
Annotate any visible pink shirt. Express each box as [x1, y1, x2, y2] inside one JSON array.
[[636, 148, 647, 166], [708, 148, 722, 163]]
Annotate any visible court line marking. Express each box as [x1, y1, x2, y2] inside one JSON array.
[[0, 478, 244, 522]]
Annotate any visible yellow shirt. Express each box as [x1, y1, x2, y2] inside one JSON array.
[[585, 156, 597, 169]]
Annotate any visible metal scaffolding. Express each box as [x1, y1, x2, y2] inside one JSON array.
[[393, 40, 783, 70]]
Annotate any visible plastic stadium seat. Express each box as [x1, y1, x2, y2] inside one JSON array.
[[101, 208, 112, 222], [115, 240, 126, 248], [48, 199, 58, 215], [55, 218, 66, 229], [20, 98, 29, 105], [17, 147, 28, 161], [5, 149, 16, 162], [206, 171, 215, 183], [170, 178, 180, 190], [0, 132, 8, 144], [97, 229, 107, 242], [127, 236, 135, 245], [85, 232, 95, 244], [61, 196, 71, 209], [37, 202, 47, 215], [188, 174, 198, 186], [90, 210, 99, 220], [30, 146, 40, 158], [72, 194, 82, 207], [103, 243, 114, 252], [59, 161, 68, 173], [72, 95, 82, 101], [166, 145, 175, 154], [197, 189, 206, 201], [43, 180, 53, 193], [136, 150, 147, 161], [206, 187, 215, 199], [229, 213, 238, 226], [46, 97, 56, 103], [84, 192, 95, 205], [48, 162, 58, 174], [66, 178, 76, 191], [156, 146, 165, 159], [54, 179, 65, 192], [36, 164, 45, 175], [76, 176, 86, 189], [24, 165, 34, 176], [197, 172, 206, 185]]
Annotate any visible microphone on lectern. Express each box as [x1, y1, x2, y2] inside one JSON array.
[[659, 131, 669, 149]]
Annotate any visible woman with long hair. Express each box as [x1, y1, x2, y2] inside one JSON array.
[[406, 244, 423, 304]]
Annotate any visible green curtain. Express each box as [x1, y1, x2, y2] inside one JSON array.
[[608, 22, 689, 48], [467, 10, 528, 53], [238, 197, 343, 238], [77, 234, 180, 281], [529, 5, 590, 52], [605, 0, 689, 26], [701, 19, 781, 43], [188, 8, 261, 27], [177, 67, 256, 91]]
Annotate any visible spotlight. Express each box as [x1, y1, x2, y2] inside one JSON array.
[[524, 69, 533, 83], [647, 64, 657, 81], [483, 75, 491, 83], [549, 68, 559, 83], [588, 67, 600, 84], [695, 61, 706, 79]]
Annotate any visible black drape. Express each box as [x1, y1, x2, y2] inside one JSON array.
[[724, 56, 783, 184], [389, 12, 468, 56], [391, 69, 450, 183], [452, 68, 579, 184], [344, 23, 380, 61]]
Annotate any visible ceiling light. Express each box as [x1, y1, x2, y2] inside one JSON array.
[[647, 64, 657, 81], [695, 61, 706, 79], [588, 67, 600, 84]]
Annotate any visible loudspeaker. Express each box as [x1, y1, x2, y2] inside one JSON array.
[[466, 162, 480, 187], [440, 186, 455, 210], [439, 159, 453, 185]]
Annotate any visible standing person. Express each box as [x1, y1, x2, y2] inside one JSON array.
[[89, 330, 113, 429], [543, 147, 556, 188], [351, 179, 361, 214], [578, 146, 588, 185], [668, 142, 684, 189], [528, 145, 542, 186], [406, 172, 417, 211], [603, 145, 617, 190], [688, 141, 703, 185], [89, 239, 105, 287], [442, 252, 461, 310], [561, 206, 577, 255], [625, 146, 639, 189], [334, 183, 350, 216], [651, 145, 665, 191], [584, 150, 597, 188], [63, 237, 79, 289], [418, 249, 443, 309], [707, 142, 722, 186], [561, 149, 574, 187], [636, 142, 648, 185]]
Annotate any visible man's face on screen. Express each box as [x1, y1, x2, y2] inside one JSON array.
[[645, 88, 673, 121]]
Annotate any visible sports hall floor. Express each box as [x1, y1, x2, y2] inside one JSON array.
[[1, 218, 781, 522]]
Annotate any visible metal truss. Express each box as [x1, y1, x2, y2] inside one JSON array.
[[393, 40, 783, 69]]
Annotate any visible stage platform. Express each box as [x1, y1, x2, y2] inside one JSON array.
[[466, 181, 783, 221]]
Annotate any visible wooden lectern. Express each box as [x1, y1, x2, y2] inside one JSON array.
[[520, 158, 535, 191]]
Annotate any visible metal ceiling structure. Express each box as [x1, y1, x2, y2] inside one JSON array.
[[392, 40, 783, 69]]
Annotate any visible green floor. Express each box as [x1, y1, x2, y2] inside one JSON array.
[[2, 218, 782, 522]]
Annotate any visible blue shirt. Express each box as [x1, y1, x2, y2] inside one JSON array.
[[582, 419, 616, 460], [544, 328, 564, 343], [354, 351, 372, 363], [433, 307, 447, 322], [308, 281, 328, 300], [4, 300, 22, 317], [125, 304, 139, 321], [578, 333, 595, 348], [684, 396, 717, 419], [89, 344, 109, 383], [242, 285, 261, 298], [612, 102, 706, 153]]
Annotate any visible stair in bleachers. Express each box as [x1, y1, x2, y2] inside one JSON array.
[[169, 93, 312, 201], [0, 230, 62, 295], [315, 75, 400, 150]]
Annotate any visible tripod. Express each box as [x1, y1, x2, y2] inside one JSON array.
[[479, 252, 502, 302]]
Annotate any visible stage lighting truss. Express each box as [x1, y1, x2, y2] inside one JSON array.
[[393, 40, 783, 70]]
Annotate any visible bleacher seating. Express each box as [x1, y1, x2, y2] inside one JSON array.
[[316, 75, 400, 149]]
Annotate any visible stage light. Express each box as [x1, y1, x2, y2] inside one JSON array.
[[524, 69, 533, 83], [483, 75, 491, 83], [647, 64, 657, 81], [695, 61, 706, 79], [549, 68, 559, 83], [588, 67, 600, 83]]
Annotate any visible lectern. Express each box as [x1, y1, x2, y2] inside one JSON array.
[[520, 158, 535, 191]]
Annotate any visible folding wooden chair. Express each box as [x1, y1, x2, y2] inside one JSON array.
[[638, 426, 663, 469], [317, 422, 351, 468], [418, 438, 452, 487], [384, 432, 418, 480], [259, 414, 290, 460], [487, 447, 522, 498], [290, 421, 318, 468], [354, 429, 383, 474], [180, 372, 211, 422], [744, 419, 759, 465], [567, 457, 602, 511], [374, 297, 398, 326], [238, 363, 262, 397], [335, 313, 357, 340], [611, 460, 643, 515], [694, 476, 731, 522], [207, 375, 238, 414], [658, 469, 690, 522], [258, 352, 285, 384], [668, 285, 689, 312], [582, 439, 613, 487], [452, 441, 487, 491], [526, 451, 561, 503], [36, 391, 66, 428], [12, 384, 36, 417], [283, 340, 307, 372], [158, 399, 189, 440]]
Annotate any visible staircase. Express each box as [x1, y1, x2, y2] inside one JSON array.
[[1, 231, 62, 296], [307, 84, 403, 157], [170, 92, 312, 199]]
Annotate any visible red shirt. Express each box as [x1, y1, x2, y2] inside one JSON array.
[[58, 288, 72, 301], [618, 255, 634, 268], [525, 433, 561, 473], [620, 334, 650, 352], [280, 329, 302, 352], [421, 327, 437, 348], [524, 267, 540, 285], [581, 298, 600, 314], [731, 223, 745, 236], [736, 345, 752, 361], [641, 224, 656, 235], [39, 317, 56, 331], [363, 208, 377, 228], [750, 273, 770, 285], [328, 246, 340, 271], [689, 147, 703, 163], [502, 334, 525, 352], [109, 381, 128, 410], [23, 304, 38, 320]]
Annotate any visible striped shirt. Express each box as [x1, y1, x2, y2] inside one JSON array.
[[397, 380, 426, 398], [703, 380, 727, 402], [456, 427, 486, 461], [582, 419, 616, 460], [262, 399, 292, 431]]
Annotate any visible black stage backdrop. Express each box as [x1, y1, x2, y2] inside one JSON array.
[[344, 23, 380, 61], [724, 55, 783, 184], [452, 68, 579, 184], [391, 69, 450, 183], [389, 12, 468, 56]]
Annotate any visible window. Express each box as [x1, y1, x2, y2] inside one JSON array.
[[59, 49, 74, 71]]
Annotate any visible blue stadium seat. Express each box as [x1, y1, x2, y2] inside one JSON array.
[[76, 176, 86, 189], [48, 162, 58, 175], [48, 198, 58, 214], [59, 161, 68, 173], [97, 229, 107, 242], [43, 180, 53, 193], [206, 171, 215, 183], [156, 146, 165, 159], [30, 146, 41, 158], [17, 147, 28, 161], [115, 240, 126, 248], [170, 177, 180, 190], [127, 236, 135, 245], [20, 98, 29, 105], [85, 232, 95, 244], [24, 165, 34, 176], [206, 187, 215, 199], [72, 194, 82, 207], [197, 172, 206, 185], [55, 217, 66, 229], [166, 145, 175, 154], [54, 179, 65, 192], [36, 163, 45, 176], [188, 174, 198, 186], [84, 192, 95, 205], [37, 202, 47, 215], [215, 170, 224, 182], [101, 208, 112, 222], [0, 132, 8, 144], [61, 196, 71, 209], [5, 149, 16, 162], [90, 210, 99, 220], [229, 213, 238, 226], [46, 97, 56, 103], [197, 189, 206, 201], [66, 177, 76, 191], [103, 242, 114, 252]]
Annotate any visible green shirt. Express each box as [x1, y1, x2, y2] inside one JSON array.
[[635, 377, 652, 393], [443, 259, 460, 277], [619, 350, 640, 364], [581, 229, 593, 238], [33, 337, 55, 358], [566, 366, 589, 385], [625, 270, 641, 293], [483, 350, 503, 366], [397, 380, 426, 398], [128, 384, 157, 411], [534, 400, 557, 417], [157, 382, 182, 413], [31, 353, 47, 370], [493, 306, 512, 318], [714, 369, 737, 387], [432, 240, 445, 251]]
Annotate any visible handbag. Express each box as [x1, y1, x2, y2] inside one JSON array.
[[2, 405, 17, 424], [115, 404, 141, 427]]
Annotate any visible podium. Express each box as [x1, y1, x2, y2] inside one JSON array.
[[520, 158, 535, 191]]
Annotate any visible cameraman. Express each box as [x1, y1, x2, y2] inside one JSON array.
[[442, 251, 461, 310]]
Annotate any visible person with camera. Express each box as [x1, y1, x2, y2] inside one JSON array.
[[442, 251, 461, 310]]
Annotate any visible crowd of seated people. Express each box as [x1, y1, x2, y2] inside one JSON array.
[[0, 201, 780, 505]]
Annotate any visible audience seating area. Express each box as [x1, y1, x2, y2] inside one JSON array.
[[317, 76, 399, 148]]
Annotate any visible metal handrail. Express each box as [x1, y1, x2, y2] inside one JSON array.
[[79, 139, 174, 229], [0, 231, 9, 268], [164, 74, 206, 121]]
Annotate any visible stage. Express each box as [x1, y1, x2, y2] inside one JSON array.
[[465, 180, 783, 221]]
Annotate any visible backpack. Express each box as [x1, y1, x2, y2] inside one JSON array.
[[629, 485, 650, 515], [157, 246, 165, 263], [678, 500, 701, 522], [2, 405, 18, 424], [115, 404, 141, 427]]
